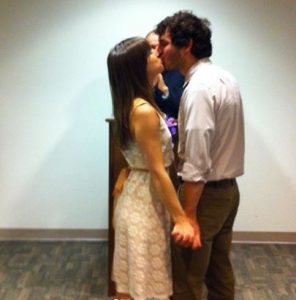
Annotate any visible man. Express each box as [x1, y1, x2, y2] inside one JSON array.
[[156, 11, 245, 300], [146, 30, 184, 119]]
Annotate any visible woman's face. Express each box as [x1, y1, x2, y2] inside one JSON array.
[[146, 51, 164, 85]]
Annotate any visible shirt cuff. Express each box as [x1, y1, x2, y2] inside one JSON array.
[[178, 161, 207, 183]]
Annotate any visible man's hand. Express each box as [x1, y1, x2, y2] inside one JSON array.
[[189, 218, 202, 249]]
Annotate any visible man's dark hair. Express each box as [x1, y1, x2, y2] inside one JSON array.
[[155, 10, 212, 59]]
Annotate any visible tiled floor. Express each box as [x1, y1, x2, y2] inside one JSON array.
[[0, 241, 295, 299]]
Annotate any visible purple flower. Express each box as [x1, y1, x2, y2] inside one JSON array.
[[166, 117, 177, 136]]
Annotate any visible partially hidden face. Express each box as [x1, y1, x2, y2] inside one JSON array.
[[146, 51, 164, 82], [146, 32, 159, 54], [158, 29, 182, 70]]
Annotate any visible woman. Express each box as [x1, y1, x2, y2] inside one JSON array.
[[107, 37, 200, 300]]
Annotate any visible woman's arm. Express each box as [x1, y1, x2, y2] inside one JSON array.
[[130, 100, 200, 248]]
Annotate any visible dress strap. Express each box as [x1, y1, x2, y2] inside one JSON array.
[[131, 98, 164, 121], [129, 166, 149, 171], [130, 98, 149, 116]]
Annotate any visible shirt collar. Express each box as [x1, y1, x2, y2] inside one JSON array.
[[183, 57, 211, 88]]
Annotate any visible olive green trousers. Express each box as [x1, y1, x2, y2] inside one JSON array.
[[172, 179, 240, 300]]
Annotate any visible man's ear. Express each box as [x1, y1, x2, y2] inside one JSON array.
[[184, 39, 193, 54], [180, 39, 193, 57]]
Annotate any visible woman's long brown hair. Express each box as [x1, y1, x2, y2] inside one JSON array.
[[107, 37, 158, 149]]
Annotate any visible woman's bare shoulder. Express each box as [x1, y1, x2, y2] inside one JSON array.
[[131, 98, 157, 118], [130, 98, 160, 136]]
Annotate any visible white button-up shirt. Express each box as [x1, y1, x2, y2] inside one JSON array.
[[178, 58, 245, 182]]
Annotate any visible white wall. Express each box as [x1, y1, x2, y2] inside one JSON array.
[[0, 0, 295, 231]]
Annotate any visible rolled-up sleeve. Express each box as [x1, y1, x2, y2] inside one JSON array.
[[178, 85, 215, 182]]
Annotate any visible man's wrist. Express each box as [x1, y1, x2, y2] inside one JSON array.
[[185, 209, 197, 219]]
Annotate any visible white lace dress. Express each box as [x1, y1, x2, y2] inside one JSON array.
[[112, 116, 174, 300]]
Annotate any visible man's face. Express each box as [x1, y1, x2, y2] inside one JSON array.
[[158, 29, 182, 70]]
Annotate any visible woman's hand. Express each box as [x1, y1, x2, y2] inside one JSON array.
[[155, 74, 169, 94]]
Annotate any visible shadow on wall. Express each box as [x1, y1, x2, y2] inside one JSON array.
[[236, 121, 296, 232]]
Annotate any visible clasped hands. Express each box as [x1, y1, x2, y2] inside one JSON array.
[[171, 218, 201, 250]]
